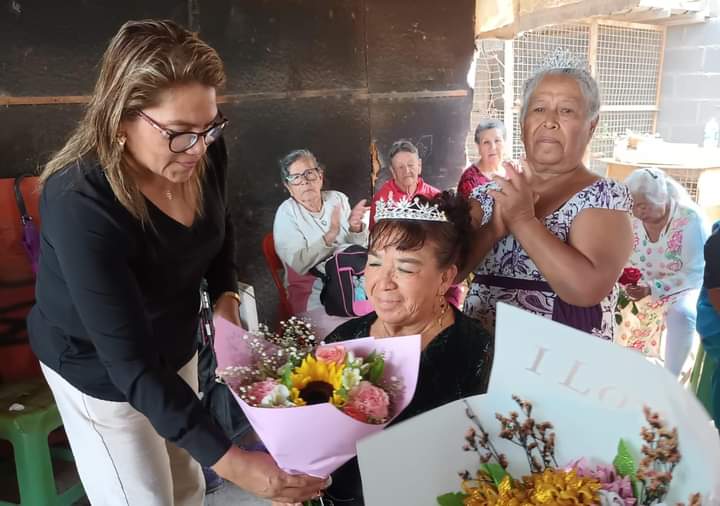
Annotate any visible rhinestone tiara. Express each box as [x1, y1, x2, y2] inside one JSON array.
[[374, 192, 448, 223], [535, 47, 590, 74]]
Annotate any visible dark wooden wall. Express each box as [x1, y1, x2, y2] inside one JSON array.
[[0, 0, 475, 323]]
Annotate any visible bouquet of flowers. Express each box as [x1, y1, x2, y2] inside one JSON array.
[[437, 396, 700, 506], [355, 304, 720, 505], [213, 316, 420, 477], [616, 267, 643, 324]]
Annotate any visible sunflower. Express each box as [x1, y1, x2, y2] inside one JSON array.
[[290, 354, 345, 406]]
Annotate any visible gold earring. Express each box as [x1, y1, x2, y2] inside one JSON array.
[[437, 297, 448, 327]]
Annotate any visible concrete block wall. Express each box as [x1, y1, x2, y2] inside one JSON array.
[[657, 17, 720, 144]]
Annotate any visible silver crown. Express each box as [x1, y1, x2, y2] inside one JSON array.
[[374, 192, 448, 223], [535, 47, 590, 74]]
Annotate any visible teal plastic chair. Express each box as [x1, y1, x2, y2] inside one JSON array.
[[690, 344, 716, 416], [0, 379, 84, 505]]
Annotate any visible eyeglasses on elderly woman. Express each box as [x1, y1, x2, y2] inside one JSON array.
[[285, 167, 322, 185]]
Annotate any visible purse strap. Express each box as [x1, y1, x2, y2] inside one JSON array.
[[13, 174, 33, 225]]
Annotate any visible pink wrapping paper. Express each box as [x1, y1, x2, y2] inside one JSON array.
[[213, 316, 421, 477]]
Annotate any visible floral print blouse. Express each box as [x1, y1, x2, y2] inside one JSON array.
[[464, 178, 633, 340], [629, 201, 708, 300]]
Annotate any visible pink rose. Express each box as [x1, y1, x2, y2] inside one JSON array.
[[246, 379, 279, 403], [315, 344, 347, 365], [344, 381, 389, 423]]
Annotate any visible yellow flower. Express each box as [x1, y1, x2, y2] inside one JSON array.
[[525, 469, 601, 505], [289, 354, 345, 406], [462, 474, 531, 505], [461, 470, 600, 506]]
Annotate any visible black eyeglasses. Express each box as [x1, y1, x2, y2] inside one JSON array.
[[285, 167, 322, 185], [136, 110, 228, 153]]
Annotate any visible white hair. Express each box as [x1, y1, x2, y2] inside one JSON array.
[[624, 167, 696, 209], [520, 49, 600, 125]]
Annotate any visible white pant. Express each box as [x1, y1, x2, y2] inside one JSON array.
[[664, 289, 700, 376], [41, 357, 205, 506]]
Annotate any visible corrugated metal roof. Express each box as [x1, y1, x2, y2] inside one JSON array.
[[476, 0, 713, 38]]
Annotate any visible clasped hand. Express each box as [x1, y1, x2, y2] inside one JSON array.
[[488, 159, 539, 234]]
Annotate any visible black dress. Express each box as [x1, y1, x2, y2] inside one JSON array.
[[323, 306, 494, 504]]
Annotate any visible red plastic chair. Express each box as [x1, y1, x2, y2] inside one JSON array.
[[261, 233, 292, 322], [1, 176, 42, 382]]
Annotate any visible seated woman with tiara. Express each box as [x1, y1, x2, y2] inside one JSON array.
[[461, 48, 634, 340], [322, 191, 495, 505]]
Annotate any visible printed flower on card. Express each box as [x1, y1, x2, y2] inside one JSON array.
[[568, 459, 636, 505], [438, 398, 701, 506]]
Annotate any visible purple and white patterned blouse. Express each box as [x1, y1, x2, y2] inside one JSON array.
[[464, 178, 633, 340]]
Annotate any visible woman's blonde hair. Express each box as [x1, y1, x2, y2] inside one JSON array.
[[41, 19, 226, 223]]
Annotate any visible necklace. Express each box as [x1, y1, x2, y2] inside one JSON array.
[[381, 301, 449, 340], [165, 189, 174, 201]]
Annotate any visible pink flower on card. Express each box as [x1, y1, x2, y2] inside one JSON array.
[[567, 459, 636, 505], [344, 381, 389, 422], [315, 344, 347, 365]]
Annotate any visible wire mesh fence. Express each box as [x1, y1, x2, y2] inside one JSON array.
[[468, 20, 665, 176]]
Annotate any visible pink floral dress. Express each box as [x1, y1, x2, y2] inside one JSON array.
[[615, 202, 708, 356]]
